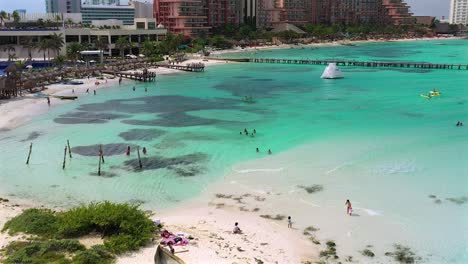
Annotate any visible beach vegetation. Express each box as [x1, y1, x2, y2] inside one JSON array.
[[361, 248, 375, 257], [385, 244, 420, 264], [319, 240, 338, 259], [259, 214, 286, 220], [298, 184, 323, 194], [1, 201, 157, 263]]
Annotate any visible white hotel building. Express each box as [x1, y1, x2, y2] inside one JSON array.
[[449, 0, 468, 24]]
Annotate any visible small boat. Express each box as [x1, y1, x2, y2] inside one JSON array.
[[63, 80, 84, 85], [321, 63, 344, 79], [429, 90, 441, 96], [53, 95, 78, 100], [154, 245, 186, 264]]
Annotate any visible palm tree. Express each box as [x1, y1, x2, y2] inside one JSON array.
[[66, 42, 84, 63], [53, 55, 66, 67], [12, 11, 20, 25], [2, 45, 16, 61], [0, 11, 8, 28], [49, 33, 65, 58], [22, 37, 36, 61], [93, 36, 108, 63], [38, 39, 50, 62], [115, 36, 131, 59]]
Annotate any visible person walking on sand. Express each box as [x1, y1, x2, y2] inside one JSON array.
[[288, 216, 292, 228], [345, 199, 352, 216], [233, 222, 242, 234], [119, 77, 122, 85], [47, 97, 50, 107], [86, 88, 89, 94]]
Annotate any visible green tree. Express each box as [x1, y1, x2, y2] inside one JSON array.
[[140, 41, 156, 57], [49, 33, 65, 57], [115, 36, 131, 59], [2, 45, 16, 61], [0, 11, 8, 27], [38, 38, 50, 62], [53, 54, 66, 67], [93, 36, 108, 63], [12, 10, 20, 25], [22, 36, 36, 61], [66, 42, 84, 63]]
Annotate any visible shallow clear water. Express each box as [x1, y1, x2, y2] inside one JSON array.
[[0, 39, 467, 262]]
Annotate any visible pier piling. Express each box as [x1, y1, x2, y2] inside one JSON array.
[[26, 143, 32, 165], [62, 146, 67, 170], [67, 140, 72, 159], [99, 145, 105, 164], [137, 146, 142, 169]]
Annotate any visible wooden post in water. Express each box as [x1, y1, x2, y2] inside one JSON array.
[[99, 145, 105, 164], [26, 143, 33, 165], [98, 152, 102, 176], [67, 140, 72, 158], [62, 145, 67, 170], [137, 146, 142, 169]]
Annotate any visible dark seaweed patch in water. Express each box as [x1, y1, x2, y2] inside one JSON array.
[[175, 131, 216, 141], [20, 131, 41, 142], [119, 128, 166, 141], [76, 95, 236, 114], [233, 76, 252, 79], [54, 112, 128, 124], [401, 112, 424, 118], [253, 66, 314, 73], [72, 143, 137, 156], [122, 112, 219, 127], [214, 79, 304, 97], [391, 69, 431, 74], [155, 138, 187, 149], [123, 152, 207, 176], [89, 171, 118, 178], [252, 78, 274, 82]]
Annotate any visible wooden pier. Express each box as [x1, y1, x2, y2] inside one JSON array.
[[157, 63, 205, 72], [246, 58, 468, 70], [103, 69, 156, 82]]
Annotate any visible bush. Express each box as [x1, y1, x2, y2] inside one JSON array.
[[73, 245, 114, 264], [3, 239, 85, 264], [2, 208, 58, 237], [2, 201, 157, 262]]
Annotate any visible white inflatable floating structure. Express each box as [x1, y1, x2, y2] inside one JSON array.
[[321, 63, 344, 79]]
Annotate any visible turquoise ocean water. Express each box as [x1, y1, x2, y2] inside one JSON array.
[[0, 39, 466, 262]]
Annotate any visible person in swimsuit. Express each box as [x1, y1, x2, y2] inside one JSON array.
[[126, 146, 130, 156], [345, 199, 352, 216], [233, 222, 242, 234], [142, 147, 147, 155]]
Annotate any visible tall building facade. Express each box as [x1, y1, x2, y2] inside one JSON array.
[[131, 0, 154, 18], [449, 0, 468, 24], [82, 5, 135, 25], [45, 0, 81, 13], [82, 0, 120, 5], [153, 0, 241, 36], [314, 0, 414, 26]]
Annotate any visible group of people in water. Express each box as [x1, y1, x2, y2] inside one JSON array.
[[240, 128, 272, 155], [456, 121, 464, 127], [125, 146, 147, 156]]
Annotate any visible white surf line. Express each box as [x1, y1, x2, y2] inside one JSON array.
[[232, 167, 285, 173], [325, 161, 354, 174], [299, 199, 321, 207]]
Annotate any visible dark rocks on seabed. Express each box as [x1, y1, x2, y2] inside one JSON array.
[[72, 143, 137, 156], [20, 131, 42, 142], [118, 128, 166, 141], [123, 152, 208, 176], [54, 112, 129, 124]]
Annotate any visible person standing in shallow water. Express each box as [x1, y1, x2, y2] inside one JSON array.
[[47, 97, 50, 107], [126, 146, 130, 156], [256, 147, 259, 153], [345, 200, 352, 216]]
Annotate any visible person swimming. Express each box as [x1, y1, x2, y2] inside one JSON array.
[[250, 132, 255, 137], [256, 147, 259, 153], [457, 121, 460, 126], [345, 199, 352, 216], [142, 147, 147, 155]]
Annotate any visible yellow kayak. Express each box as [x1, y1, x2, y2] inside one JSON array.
[[429, 91, 441, 96]]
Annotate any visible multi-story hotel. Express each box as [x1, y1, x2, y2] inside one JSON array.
[[154, 0, 415, 36], [449, 0, 468, 24]]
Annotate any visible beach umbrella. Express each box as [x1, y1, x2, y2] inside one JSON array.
[[25, 65, 33, 69]]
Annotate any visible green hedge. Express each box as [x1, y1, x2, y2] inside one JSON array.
[[1, 201, 157, 263]]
